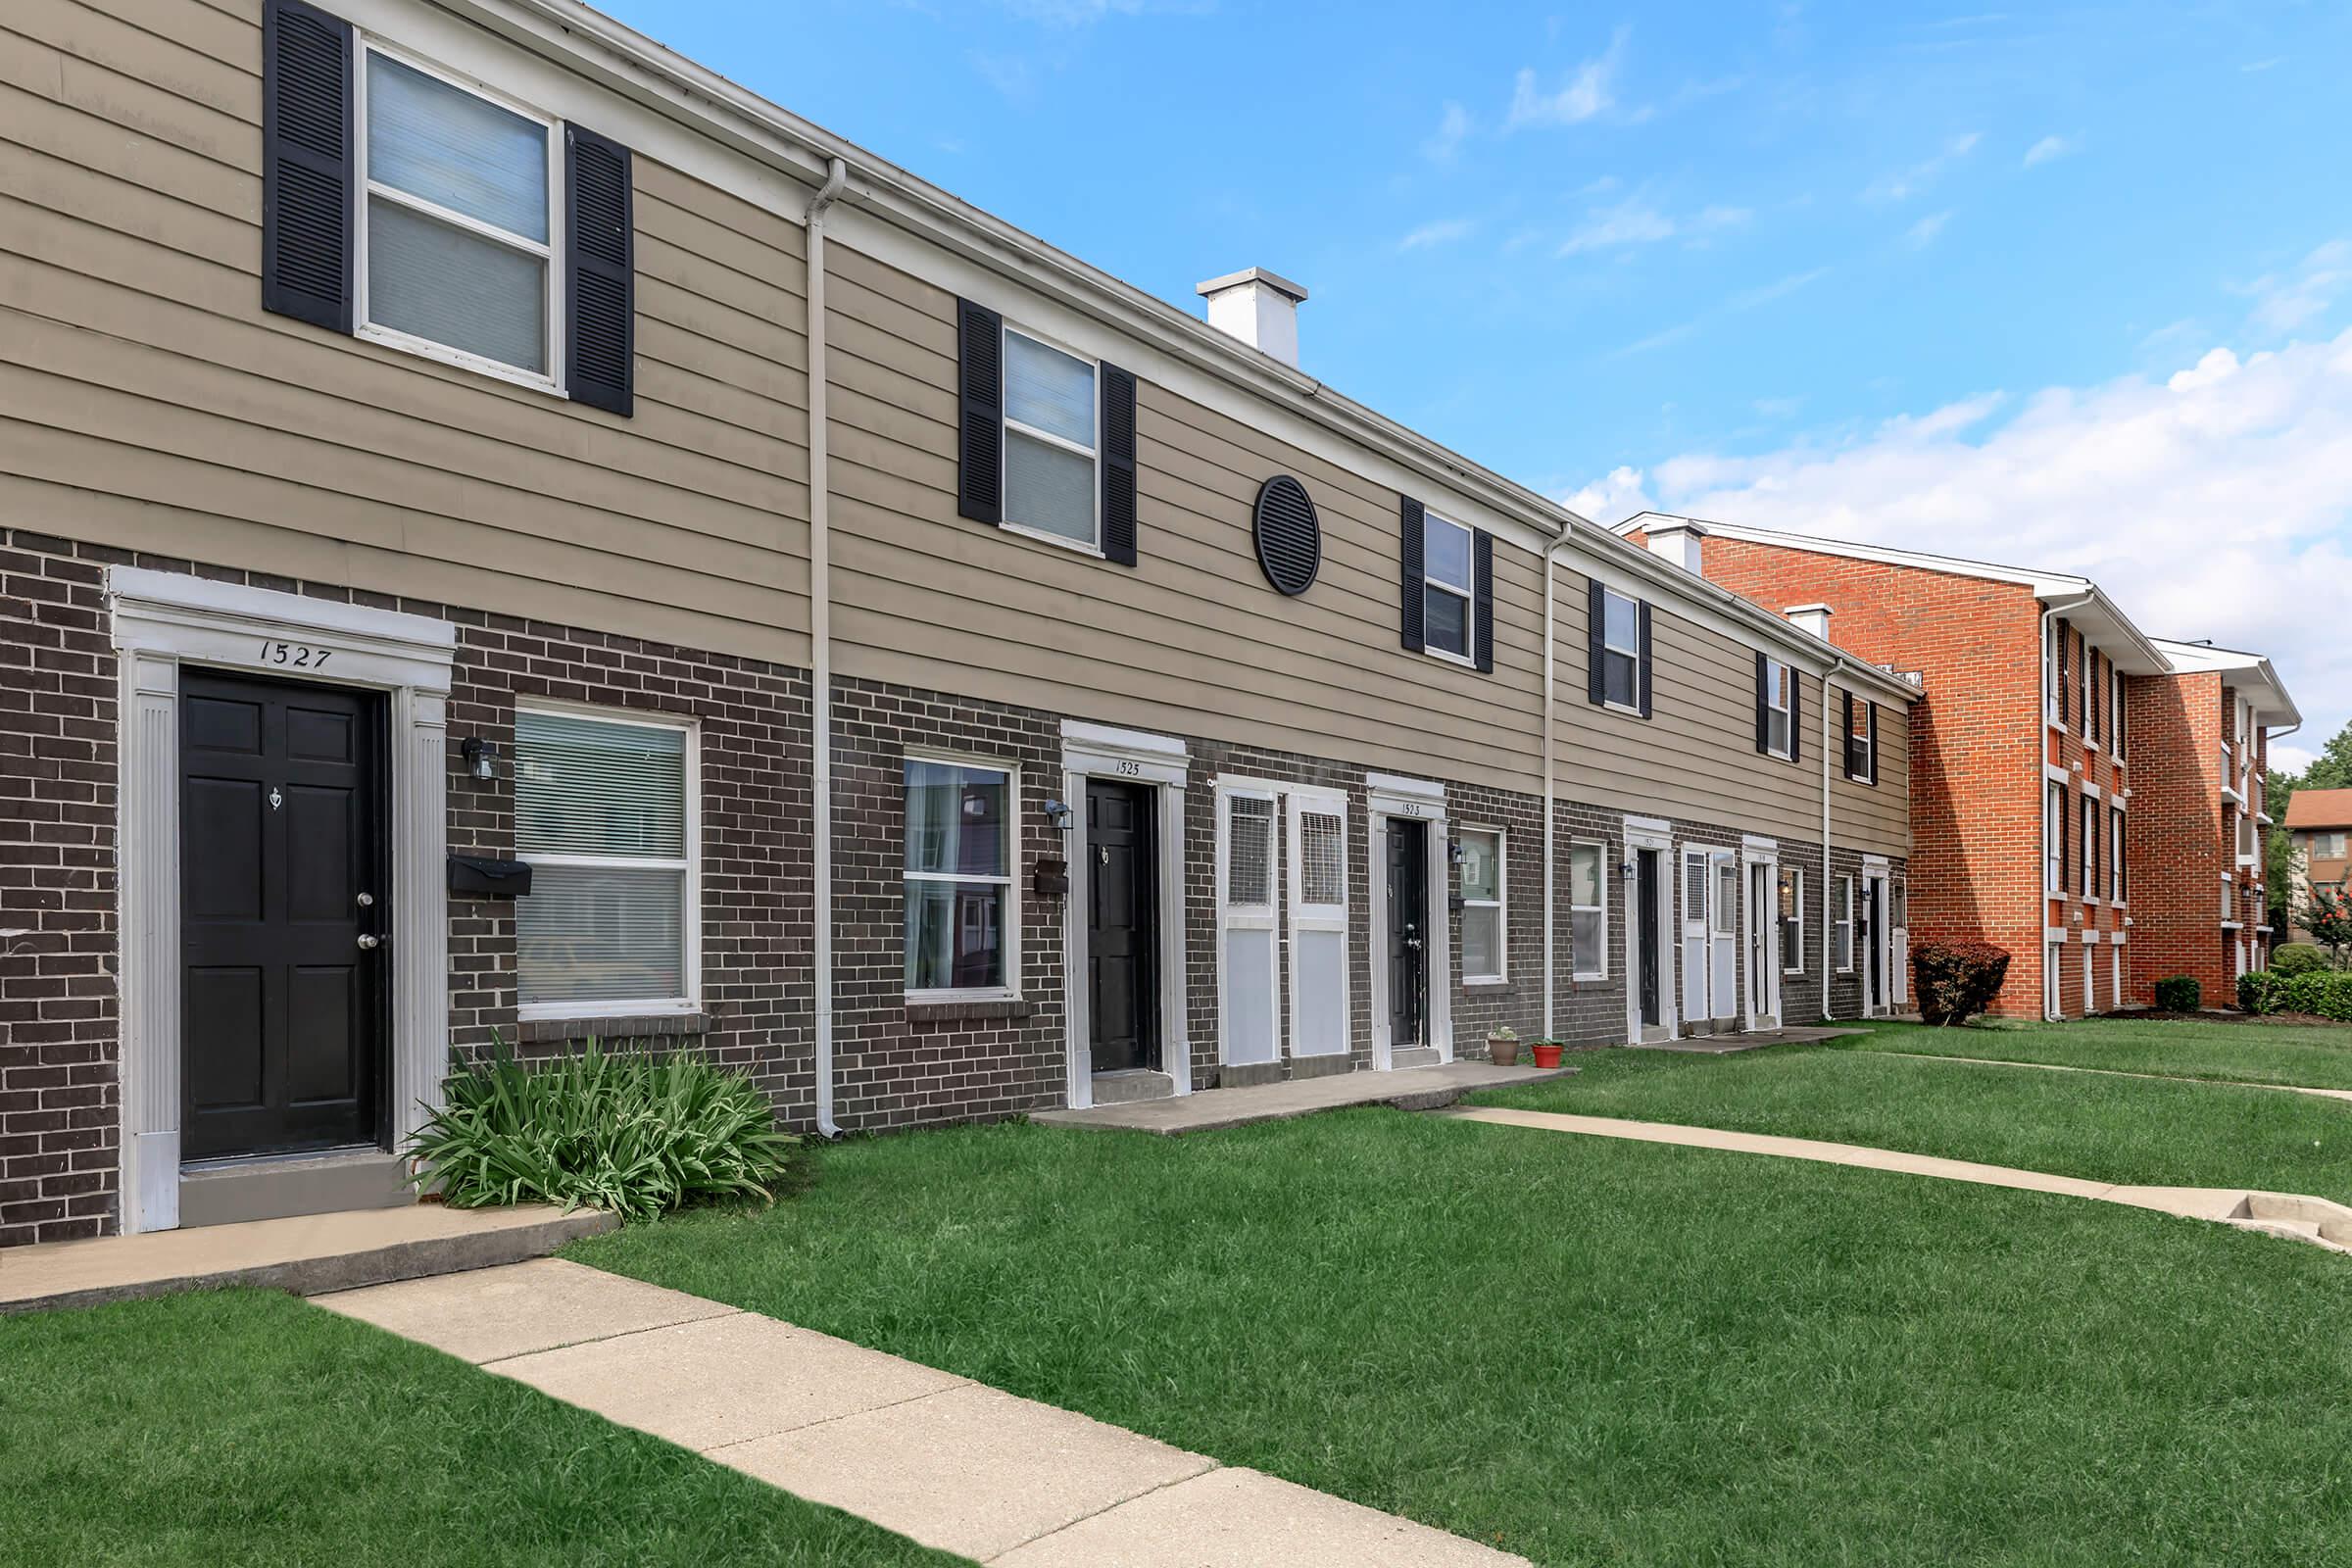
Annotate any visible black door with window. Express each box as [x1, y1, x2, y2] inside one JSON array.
[[1086, 779, 1158, 1073], [1386, 820, 1428, 1050], [1638, 850, 1663, 1028], [181, 672, 384, 1159]]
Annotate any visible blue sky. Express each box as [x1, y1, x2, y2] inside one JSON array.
[[598, 0, 2351, 760]]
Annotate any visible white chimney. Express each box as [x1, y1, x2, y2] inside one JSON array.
[[1787, 603, 1834, 640], [1642, 517, 1707, 574], [1196, 268, 1308, 368]]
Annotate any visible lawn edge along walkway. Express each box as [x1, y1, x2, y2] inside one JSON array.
[[313, 1256, 1527, 1568], [1868, 1049, 2352, 1102], [1441, 1105, 2352, 1252]]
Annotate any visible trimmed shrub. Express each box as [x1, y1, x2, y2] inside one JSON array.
[[2238, 970, 2288, 1014], [2273, 943, 2328, 978], [2279, 970, 2352, 1022], [2153, 974, 2202, 1012], [1911, 941, 2011, 1026], [407, 1038, 801, 1222]]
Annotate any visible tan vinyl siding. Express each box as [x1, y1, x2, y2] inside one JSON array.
[[823, 240, 1547, 792], [0, 0, 811, 661], [1832, 688, 1911, 858], [1552, 566, 1839, 841]]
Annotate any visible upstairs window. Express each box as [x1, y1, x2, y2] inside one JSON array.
[[1001, 328, 1101, 549], [1458, 828, 1505, 983], [1760, 658, 1792, 759], [2083, 646, 2099, 744], [2111, 667, 2127, 759], [2081, 794, 2099, 896], [1600, 588, 1642, 709], [1843, 692, 1879, 783], [360, 46, 558, 381], [1422, 513, 1476, 661], [2111, 806, 2127, 903], [2046, 780, 2066, 893]]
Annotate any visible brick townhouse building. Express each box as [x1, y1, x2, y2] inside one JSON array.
[[2284, 788, 2352, 944], [0, 0, 1916, 1244], [1623, 515, 2300, 1018]]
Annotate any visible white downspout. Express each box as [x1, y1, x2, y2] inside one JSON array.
[[1541, 524, 1575, 1038], [1820, 656, 1838, 1020], [806, 155, 847, 1138]]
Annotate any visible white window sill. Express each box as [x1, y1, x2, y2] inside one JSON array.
[[1464, 974, 1508, 989], [906, 987, 1021, 1006], [1422, 644, 1478, 670], [1002, 520, 1105, 560], [357, 320, 565, 400], [1571, 970, 1608, 984], [1601, 699, 1645, 719], [517, 999, 698, 1023]]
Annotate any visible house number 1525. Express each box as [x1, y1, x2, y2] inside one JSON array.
[[257, 640, 331, 670]]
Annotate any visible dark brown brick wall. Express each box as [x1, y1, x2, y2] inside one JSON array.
[[1, 529, 122, 1246]]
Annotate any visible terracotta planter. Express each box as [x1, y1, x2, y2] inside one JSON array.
[[1488, 1036, 1520, 1066], [1530, 1042, 1564, 1069]]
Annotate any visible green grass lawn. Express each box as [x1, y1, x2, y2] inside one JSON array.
[[571, 1110, 2352, 1567], [1839, 1014, 2352, 1090], [1474, 1042, 2352, 1202], [0, 1288, 963, 1568]]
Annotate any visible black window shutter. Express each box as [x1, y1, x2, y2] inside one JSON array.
[[1753, 652, 1769, 755], [1867, 702, 1881, 785], [564, 124, 634, 416], [1586, 579, 1605, 705], [956, 299, 1004, 525], [261, 0, 354, 333], [1472, 529, 1494, 673], [1637, 602, 1653, 719], [1100, 364, 1138, 566], [1790, 669, 1802, 765], [1397, 496, 1425, 653]]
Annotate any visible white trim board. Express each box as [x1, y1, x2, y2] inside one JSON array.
[[108, 567, 455, 1235]]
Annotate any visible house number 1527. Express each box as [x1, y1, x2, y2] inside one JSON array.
[[257, 640, 331, 670]]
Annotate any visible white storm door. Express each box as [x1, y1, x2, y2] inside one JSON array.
[[1287, 792, 1349, 1058], [1218, 790, 1280, 1066], [1680, 849, 1709, 1024], [1709, 853, 1739, 1022]]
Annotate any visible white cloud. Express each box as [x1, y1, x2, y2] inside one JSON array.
[[2023, 133, 2078, 168], [1568, 327, 2352, 746], [2273, 743, 2318, 774], [1423, 101, 1472, 165], [1731, 267, 1830, 311], [1753, 395, 1805, 419], [1508, 26, 1629, 128], [1865, 131, 1981, 203], [1559, 198, 1749, 257], [2242, 56, 2283, 73], [1398, 217, 1475, 251], [2234, 240, 2352, 336], [1905, 209, 1953, 247]]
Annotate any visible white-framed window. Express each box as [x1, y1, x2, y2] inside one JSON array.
[[513, 705, 697, 1017], [2110, 666, 2127, 759], [1762, 658, 1792, 758], [904, 756, 1019, 999], [1845, 694, 1875, 782], [2081, 794, 2098, 898], [1834, 874, 1854, 972], [2082, 643, 2098, 745], [2045, 619, 2063, 725], [2314, 830, 2348, 859], [1599, 587, 1642, 710], [2110, 806, 2127, 903], [1000, 325, 1101, 551], [356, 38, 563, 389], [2046, 779, 2066, 893], [1458, 827, 1505, 983], [1779, 864, 1804, 974], [1422, 512, 1476, 662], [1568, 840, 1608, 979]]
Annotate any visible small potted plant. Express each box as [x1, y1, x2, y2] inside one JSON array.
[[1529, 1038, 1565, 1070], [1487, 1024, 1520, 1066]]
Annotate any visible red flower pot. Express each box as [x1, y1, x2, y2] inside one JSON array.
[[1530, 1043, 1564, 1069]]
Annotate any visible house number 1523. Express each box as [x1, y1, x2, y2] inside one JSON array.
[[256, 640, 332, 670]]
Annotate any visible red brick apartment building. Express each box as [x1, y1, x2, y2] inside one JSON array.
[[1622, 515, 2300, 1017]]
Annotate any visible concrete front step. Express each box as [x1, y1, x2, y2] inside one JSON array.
[[0, 1202, 614, 1315], [1089, 1070, 1175, 1105]]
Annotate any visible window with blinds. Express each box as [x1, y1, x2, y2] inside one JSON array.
[[514, 708, 693, 1011]]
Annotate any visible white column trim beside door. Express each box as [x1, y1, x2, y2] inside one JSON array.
[[1366, 775, 1451, 1068], [1622, 818, 1677, 1045], [108, 568, 455, 1234]]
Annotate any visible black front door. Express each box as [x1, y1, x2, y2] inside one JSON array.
[[1861, 879, 1881, 1010], [1638, 850, 1663, 1028], [1386, 820, 1428, 1049], [181, 671, 384, 1159], [1086, 779, 1158, 1073]]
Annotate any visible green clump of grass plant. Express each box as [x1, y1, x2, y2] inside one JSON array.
[[407, 1037, 800, 1222]]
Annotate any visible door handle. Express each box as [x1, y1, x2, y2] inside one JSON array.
[[357, 934, 381, 951], [1403, 936, 1423, 951]]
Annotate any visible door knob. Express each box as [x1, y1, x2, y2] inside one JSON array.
[[357, 934, 380, 951], [357, 892, 374, 907]]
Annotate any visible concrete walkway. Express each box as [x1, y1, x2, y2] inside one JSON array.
[[1443, 1105, 2352, 1250], [1032, 1058, 1573, 1135], [1871, 1049, 2352, 1104], [315, 1258, 1526, 1567], [0, 1202, 612, 1315]]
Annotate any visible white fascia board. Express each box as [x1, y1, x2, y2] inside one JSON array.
[[420, 0, 1586, 562]]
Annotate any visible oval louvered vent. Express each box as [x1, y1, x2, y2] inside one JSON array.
[[1251, 475, 1321, 597]]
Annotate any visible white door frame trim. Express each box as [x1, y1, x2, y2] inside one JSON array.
[[1622, 818, 1677, 1044], [1741, 847, 1781, 1030], [107, 567, 456, 1235], [1057, 722, 1191, 1109], [1367, 776, 1451, 1069]]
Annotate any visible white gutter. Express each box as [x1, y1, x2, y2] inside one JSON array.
[[805, 155, 848, 1138], [2039, 590, 2094, 1020]]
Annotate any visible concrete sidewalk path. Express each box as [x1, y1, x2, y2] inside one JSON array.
[[1442, 1104, 2352, 1248], [314, 1257, 1525, 1567]]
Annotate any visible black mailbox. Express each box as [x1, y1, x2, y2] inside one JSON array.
[[448, 855, 533, 898], [1032, 857, 1069, 898]]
